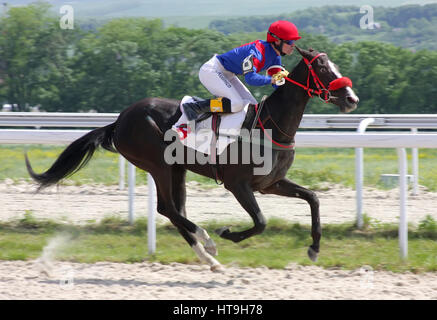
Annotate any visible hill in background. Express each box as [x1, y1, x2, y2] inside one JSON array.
[[4, 1, 437, 50], [5, 0, 437, 28], [209, 4, 437, 50]]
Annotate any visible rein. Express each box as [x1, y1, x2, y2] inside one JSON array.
[[284, 53, 353, 103], [254, 52, 353, 150], [254, 103, 295, 150]]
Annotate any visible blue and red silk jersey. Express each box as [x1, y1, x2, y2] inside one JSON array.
[[216, 40, 281, 86]]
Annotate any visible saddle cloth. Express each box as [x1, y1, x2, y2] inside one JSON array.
[[172, 95, 250, 155]]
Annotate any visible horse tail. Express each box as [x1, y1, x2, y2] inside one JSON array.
[[25, 122, 117, 190]]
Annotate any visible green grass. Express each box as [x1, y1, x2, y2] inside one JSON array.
[[288, 147, 437, 191], [2, 145, 437, 191], [1, 214, 437, 273], [0, 145, 148, 186]]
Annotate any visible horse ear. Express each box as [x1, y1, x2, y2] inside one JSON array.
[[295, 46, 311, 59], [295, 46, 306, 56]]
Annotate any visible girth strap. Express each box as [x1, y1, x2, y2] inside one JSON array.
[[251, 95, 268, 132], [210, 114, 223, 185]]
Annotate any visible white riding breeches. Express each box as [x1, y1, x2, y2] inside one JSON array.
[[199, 55, 258, 113]]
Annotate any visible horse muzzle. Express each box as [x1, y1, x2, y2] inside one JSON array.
[[342, 95, 359, 113]]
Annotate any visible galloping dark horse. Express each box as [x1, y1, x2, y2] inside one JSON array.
[[25, 47, 359, 271]]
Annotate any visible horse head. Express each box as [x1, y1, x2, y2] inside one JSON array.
[[294, 47, 359, 113]]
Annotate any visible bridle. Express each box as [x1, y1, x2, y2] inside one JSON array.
[[284, 52, 353, 103], [255, 52, 353, 150]]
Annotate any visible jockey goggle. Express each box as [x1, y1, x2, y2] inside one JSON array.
[[284, 40, 295, 46]]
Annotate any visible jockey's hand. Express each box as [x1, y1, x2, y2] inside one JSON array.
[[272, 70, 289, 86]]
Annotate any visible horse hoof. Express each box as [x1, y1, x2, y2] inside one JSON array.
[[215, 227, 230, 237], [307, 247, 319, 262], [210, 264, 224, 273]]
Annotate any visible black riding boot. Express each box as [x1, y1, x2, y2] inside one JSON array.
[[183, 97, 232, 121]]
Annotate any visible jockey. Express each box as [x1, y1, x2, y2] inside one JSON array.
[[182, 20, 301, 121]]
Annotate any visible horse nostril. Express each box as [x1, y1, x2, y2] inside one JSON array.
[[347, 96, 359, 105]]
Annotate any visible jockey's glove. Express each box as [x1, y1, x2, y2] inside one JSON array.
[[272, 70, 289, 86]]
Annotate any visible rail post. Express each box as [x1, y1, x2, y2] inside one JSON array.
[[128, 162, 135, 225], [397, 148, 408, 260], [355, 118, 375, 229], [411, 128, 419, 195], [119, 155, 125, 190], [148, 173, 157, 254]]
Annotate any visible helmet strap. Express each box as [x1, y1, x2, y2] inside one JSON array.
[[273, 41, 286, 56], [268, 31, 287, 56]]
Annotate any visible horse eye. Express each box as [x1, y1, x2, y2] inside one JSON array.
[[320, 67, 327, 73]]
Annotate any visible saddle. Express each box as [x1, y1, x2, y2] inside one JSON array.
[[199, 95, 267, 133], [173, 95, 268, 184]]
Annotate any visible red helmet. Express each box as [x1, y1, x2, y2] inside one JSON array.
[[267, 20, 301, 42]]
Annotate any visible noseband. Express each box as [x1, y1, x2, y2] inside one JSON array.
[[284, 53, 353, 102]]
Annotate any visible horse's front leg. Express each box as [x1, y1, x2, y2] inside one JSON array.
[[216, 181, 267, 243], [261, 178, 321, 262]]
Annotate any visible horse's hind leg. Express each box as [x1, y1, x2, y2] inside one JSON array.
[[260, 178, 321, 262], [171, 165, 187, 218], [171, 166, 218, 256], [154, 170, 221, 271]]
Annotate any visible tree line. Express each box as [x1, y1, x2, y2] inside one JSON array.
[[0, 3, 436, 114]]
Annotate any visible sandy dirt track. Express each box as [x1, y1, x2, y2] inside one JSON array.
[[1, 260, 437, 300], [0, 179, 436, 226], [0, 180, 436, 300]]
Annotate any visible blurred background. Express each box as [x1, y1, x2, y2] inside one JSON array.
[[1, 0, 436, 114]]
